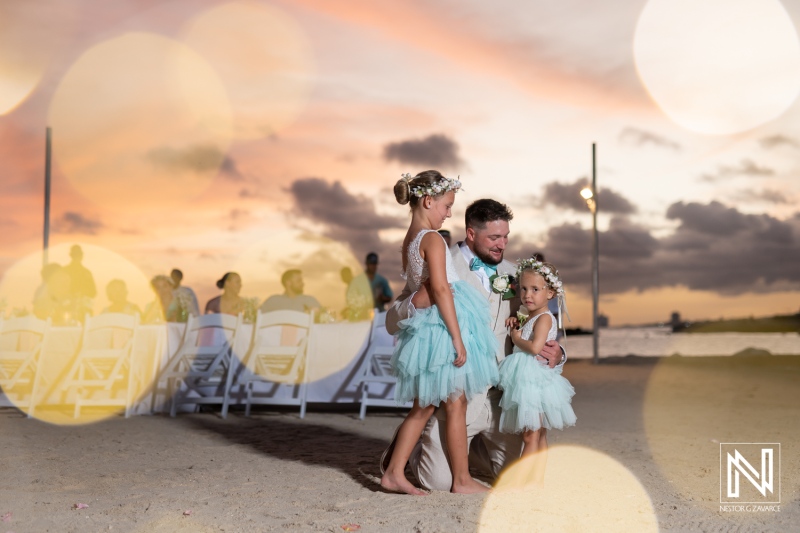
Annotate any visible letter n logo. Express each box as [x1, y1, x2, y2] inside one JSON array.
[[720, 443, 780, 504]]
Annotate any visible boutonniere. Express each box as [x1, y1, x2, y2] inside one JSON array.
[[489, 273, 516, 300], [516, 309, 529, 327]]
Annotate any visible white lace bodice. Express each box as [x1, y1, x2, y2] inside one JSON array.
[[402, 229, 460, 290], [512, 311, 558, 355]]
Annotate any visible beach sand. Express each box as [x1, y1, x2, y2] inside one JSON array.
[[1, 355, 797, 532]]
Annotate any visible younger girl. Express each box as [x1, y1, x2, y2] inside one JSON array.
[[497, 258, 576, 484], [380, 170, 499, 495]]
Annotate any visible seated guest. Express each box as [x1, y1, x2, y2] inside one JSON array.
[[205, 272, 246, 316], [32, 263, 72, 325], [170, 268, 200, 317], [101, 279, 142, 316], [260, 269, 320, 314], [142, 275, 174, 323]]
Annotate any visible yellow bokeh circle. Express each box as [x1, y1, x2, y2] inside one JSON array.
[[0, 242, 162, 425], [480, 445, 658, 532]]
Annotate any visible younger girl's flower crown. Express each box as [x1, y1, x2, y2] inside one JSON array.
[[401, 172, 462, 197], [516, 257, 564, 295]]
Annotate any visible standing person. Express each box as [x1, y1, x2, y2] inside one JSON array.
[[64, 245, 96, 300], [383, 198, 565, 492], [437, 229, 452, 247], [365, 253, 393, 311], [498, 258, 576, 485], [170, 268, 200, 318], [349, 253, 393, 312], [205, 272, 246, 316], [260, 269, 321, 314], [381, 171, 499, 496]]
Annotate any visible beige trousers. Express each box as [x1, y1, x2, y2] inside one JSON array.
[[409, 388, 523, 491]]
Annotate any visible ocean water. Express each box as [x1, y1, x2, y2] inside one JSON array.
[[564, 327, 800, 358]]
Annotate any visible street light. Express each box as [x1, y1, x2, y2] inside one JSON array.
[[581, 145, 600, 364]]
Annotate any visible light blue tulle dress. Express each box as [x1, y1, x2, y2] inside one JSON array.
[[498, 311, 576, 433], [392, 230, 499, 408]]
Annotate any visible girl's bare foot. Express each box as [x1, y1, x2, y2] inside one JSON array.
[[451, 477, 490, 494], [380, 471, 428, 496]]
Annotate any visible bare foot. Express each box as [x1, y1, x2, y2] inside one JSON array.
[[380, 471, 428, 496], [451, 477, 490, 494]]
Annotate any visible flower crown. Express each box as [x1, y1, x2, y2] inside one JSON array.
[[516, 258, 564, 295], [401, 173, 462, 198]]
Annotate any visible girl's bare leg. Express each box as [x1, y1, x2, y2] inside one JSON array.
[[531, 429, 548, 485], [380, 399, 435, 495], [513, 428, 546, 487], [444, 394, 489, 493]]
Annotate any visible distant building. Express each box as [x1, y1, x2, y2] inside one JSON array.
[[598, 313, 609, 328], [670, 312, 681, 328]]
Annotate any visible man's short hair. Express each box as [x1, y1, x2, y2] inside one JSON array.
[[365, 252, 379, 264], [465, 199, 513, 230], [281, 269, 301, 287], [170, 269, 183, 281]]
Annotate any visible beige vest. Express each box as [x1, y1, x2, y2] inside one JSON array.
[[450, 243, 519, 424]]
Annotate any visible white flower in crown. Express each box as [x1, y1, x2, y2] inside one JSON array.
[[406, 173, 463, 198]]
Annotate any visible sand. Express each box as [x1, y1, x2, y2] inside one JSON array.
[[1, 355, 798, 532]]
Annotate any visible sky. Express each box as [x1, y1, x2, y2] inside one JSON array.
[[1, 0, 800, 328]]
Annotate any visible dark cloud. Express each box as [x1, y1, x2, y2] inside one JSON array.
[[52, 212, 103, 235], [729, 188, 790, 205], [618, 127, 680, 151], [220, 156, 244, 181], [699, 159, 774, 182], [383, 134, 464, 168], [287, 178, 406, 267], [146, 144, 227, 174], [759, 134, 799, 150], [540, 202, 800, 296], [541, 178, 636, 214]]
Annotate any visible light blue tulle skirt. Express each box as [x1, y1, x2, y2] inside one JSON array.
[[391, 281, 499, 408], [497, 353, 576, 433]]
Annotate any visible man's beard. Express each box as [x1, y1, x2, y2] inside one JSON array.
[[474, 246, 502, 266]]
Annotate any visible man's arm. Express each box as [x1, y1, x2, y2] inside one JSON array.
[[539, 340, 567, 368]]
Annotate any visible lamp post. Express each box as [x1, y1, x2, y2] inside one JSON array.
[[580, 143, 599, 364]]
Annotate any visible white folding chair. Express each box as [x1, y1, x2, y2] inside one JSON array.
[[0, 315, 51, 416], [162, 313, 242, 418], [59, 313, 139, 418], [237, 309, 313, 418], [358, 312, 410, 419]]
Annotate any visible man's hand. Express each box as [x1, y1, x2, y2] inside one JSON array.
[[411, 282, 432, 309], [539, 340, 562, 369]]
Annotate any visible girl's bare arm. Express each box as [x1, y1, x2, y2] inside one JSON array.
[[510, 314, 553, 357], [420, 232, 466, 366]]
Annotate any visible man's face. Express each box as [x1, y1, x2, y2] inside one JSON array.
[[466, 219, 509, 265], [366, 261, 378, 275], [286, 272, 304, 295]]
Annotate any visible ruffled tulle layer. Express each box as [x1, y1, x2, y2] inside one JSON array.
[[497, 353, 576, 433], [391, 281, 499, 408]]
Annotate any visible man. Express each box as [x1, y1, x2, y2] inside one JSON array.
[[384, 199, 565, 491], [260, 269, 321, 314], [351, 252, 393, 311], [170, 268, 200, 317], [64, 244, 96, 300]]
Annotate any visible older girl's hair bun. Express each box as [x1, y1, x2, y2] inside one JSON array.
[[394, 175, 412, 205]]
